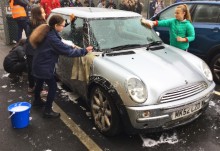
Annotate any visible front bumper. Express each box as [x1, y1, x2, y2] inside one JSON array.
[[125, 86, 215, 130]]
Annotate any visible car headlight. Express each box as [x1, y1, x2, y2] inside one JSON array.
[[201, 61, 213, 82], [126, 78, 147, 103]]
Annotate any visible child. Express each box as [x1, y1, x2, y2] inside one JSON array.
[[26, 5, 46, 93], [29, 14, 93, 118], [3, 39, 27, 80], [141, 4, 195, 51]]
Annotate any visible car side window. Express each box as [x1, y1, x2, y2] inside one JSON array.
[[193, 5, 220, 23], [70, 18, 84, 47], [159, 4, 192, 20], [60, 17, 84, 48]]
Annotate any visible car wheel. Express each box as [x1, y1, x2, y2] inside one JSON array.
[[90, 86, 121, 136], [210, 54, 220, 84]]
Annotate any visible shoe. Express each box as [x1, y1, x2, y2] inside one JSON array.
[[43, 109, 60, 118], [40, 90, 48, 97], [28, 87, 35, 93], [32, 99, 46, 107]]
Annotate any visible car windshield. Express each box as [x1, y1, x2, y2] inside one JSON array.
[[89, 17, 161, 51]]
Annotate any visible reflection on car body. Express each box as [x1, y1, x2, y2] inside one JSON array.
[[49, 7, 215, 136]]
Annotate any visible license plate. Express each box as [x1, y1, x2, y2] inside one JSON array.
[[171, 102, 202, 120]]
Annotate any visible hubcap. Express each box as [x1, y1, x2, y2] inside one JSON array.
[[92, 88, 112, 131]]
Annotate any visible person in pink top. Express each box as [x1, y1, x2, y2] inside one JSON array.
[[40, 0, 60, 18]]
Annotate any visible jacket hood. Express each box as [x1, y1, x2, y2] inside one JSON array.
[[29, 24, 50, 48]]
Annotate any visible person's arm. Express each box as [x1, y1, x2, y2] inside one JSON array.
[[65, 14, 76, 27], [156, 19, 173, 27], [176, 23, 195, 42], [185, 23, 195, 42], [48, 32, 92, 57]]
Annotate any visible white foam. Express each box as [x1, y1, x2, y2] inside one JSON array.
[[1, 73, 9, 78], [1, 85, 7, 88], [209, 101, 215, 107], [10, 106, 29, 112], [141, 132, 179, 147]]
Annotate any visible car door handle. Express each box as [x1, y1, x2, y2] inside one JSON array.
[[212, 27, 219, 32]]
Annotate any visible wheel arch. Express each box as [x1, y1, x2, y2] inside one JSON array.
[[207, 44, 220, 65], [87, 76, 135, 134], [88, 76, 124, 109]]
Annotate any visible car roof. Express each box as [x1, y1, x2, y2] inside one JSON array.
[[175, 1, 220, 4], [51, 7, 141, 19]]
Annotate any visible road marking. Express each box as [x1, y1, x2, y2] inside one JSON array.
[[53, 103, 102, 151], [214, 91, 220, 96]]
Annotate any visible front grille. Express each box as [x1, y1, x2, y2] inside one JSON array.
[[160, 81, 208, 103]]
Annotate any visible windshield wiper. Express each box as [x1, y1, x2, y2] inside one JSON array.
[[146, 41, 163, 50], [101, 49, 113, 57], [111, 44, 143, 51]]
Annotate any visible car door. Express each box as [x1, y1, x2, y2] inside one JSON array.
[[190, 4, 220, 58], [152, 3, 193, 45]]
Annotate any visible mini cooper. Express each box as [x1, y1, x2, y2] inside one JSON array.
[[49, 7, 215, 136]]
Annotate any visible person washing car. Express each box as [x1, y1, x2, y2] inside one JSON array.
[[29, 14, 93, 118], [141, 4, 195, 51]]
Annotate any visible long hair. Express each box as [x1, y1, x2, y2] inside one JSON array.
[[30, 5, 46, 29], [177, 4, 192, 22], [29, 24, 50, 48]]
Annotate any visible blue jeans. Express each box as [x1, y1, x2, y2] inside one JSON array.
[[34, 76, 57, 110]]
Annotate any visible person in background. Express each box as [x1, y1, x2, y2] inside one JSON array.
[[154, 0, 164, 15], [97, 0, 106, 8], [135, 0, 143, 14], [3, 39, 27, 80], [60, 0, 74, 7], [119, 0, 136, 12], [84, 0, 95, 7], [26, 5, 46, 93], [73, 0, 83, 7], [149, 0, 156, 18], [40, 0, 60, 18], [9, 0, 30, 43], [141, 4, 195, 51], [106, 0, 116, 9], [29, 15, 93, 118]]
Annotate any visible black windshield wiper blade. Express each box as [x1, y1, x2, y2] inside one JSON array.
[[111, 44, 143, 51], [146, 41, 163, 50]]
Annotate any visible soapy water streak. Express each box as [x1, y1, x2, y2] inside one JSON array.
[[141, 132, 179, 147]]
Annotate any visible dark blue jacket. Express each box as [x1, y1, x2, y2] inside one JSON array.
[[32, 29, 87, 79]]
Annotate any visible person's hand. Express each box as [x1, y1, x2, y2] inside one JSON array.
[[141, 18, 154, 29], [86, 46, 93, 53], [70, 14, 76, 22], [177, 36, 186, 42]]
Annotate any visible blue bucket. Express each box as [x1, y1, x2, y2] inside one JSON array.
[[8, 102, 31, 129]]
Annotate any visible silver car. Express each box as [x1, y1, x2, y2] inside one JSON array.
[[49, 7, 215, 136]]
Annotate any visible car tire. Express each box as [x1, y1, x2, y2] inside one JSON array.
[[210, 53, 220, 84], [90, 85, 121, 136]]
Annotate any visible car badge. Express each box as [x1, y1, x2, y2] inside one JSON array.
[[185, 80, 188, 84]]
